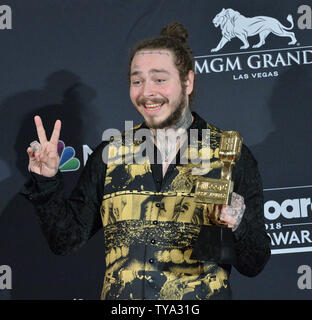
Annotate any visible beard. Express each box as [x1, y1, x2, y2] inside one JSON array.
[[136, 90, 187, 130]]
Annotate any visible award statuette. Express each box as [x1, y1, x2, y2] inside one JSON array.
[[194, 131, 243, 225]]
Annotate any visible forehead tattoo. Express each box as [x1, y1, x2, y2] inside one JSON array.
[[135, 50, 170, 56]]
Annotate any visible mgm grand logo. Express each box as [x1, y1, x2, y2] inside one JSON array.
[[210, 8, 297, 52], [195, 8, 312, 80]]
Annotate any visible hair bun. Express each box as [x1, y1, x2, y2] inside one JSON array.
[[160, 22, 188, 44]]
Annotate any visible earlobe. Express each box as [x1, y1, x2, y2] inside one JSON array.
[[185, 70, 195, 95]]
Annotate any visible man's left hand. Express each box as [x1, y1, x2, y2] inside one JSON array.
[[220, 192, 246, 231]]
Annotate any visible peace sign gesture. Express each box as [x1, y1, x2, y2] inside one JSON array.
[[27, 116, 62, 177]]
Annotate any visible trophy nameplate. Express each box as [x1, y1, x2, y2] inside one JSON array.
[[195, 177, 233, 205]]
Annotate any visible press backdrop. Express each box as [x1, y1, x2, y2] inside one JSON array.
[[0, 0, 311, 300]]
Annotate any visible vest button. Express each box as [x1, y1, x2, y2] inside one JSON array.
[[149, 258, 155, 264], [156, 203, 160, 207], [151, 239, 156, 244], [153, 220, 158, 225]]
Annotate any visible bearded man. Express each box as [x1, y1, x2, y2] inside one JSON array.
[[21, 22, 271, 300]]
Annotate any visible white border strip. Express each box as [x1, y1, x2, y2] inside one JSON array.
[[195, 45, 312, 59], [283, 222, 312, 227], [263, 185, 312, 192], [271, 247, 312, 255]]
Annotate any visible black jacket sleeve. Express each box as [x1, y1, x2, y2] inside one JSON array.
[[232, 144, 271, 277], [20, 142, 107, 255]]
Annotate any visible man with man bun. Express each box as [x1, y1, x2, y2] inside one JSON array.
[[22, 22, 270, 300]]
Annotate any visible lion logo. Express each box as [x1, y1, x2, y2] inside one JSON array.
[[211, 8, 297, 52]]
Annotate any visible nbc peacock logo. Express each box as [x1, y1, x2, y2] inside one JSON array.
[[57, 140, 80, 172]]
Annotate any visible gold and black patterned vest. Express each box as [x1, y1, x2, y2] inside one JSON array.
[[100, 115, 232, 300]]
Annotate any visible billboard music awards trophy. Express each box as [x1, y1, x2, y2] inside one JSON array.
[[191, 131, 243, 264]]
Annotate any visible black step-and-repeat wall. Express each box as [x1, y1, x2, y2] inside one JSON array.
[[0, 0, 311, 300]]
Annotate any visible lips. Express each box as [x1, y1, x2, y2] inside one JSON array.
[[136, 96, 168, 114], [144, 103, 163, 113]]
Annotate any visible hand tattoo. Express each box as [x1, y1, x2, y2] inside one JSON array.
[[221, 192, 246, 231]]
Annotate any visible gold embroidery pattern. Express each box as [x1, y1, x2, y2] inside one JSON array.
[[100, 122, 229, 300]]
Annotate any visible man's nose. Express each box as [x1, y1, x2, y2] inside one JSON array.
[[142, 80, 156, 97]]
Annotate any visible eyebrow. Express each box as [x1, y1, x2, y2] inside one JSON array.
[[130, 69, 171, 77]]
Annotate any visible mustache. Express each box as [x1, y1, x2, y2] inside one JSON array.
[[136, 97, 169, 106]]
